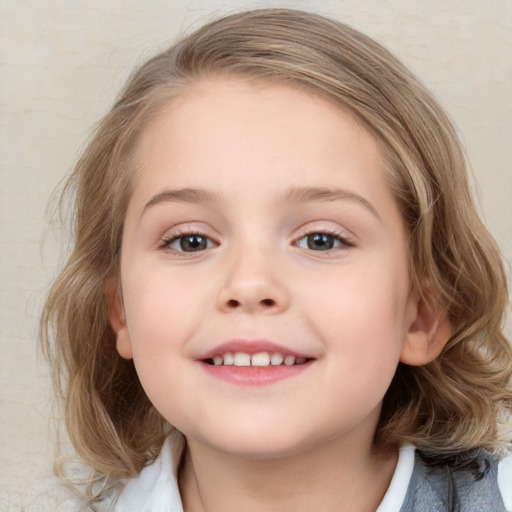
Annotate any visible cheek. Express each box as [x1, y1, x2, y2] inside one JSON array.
[[121, 267, 203, 361], [304, 261, 410, 366], [120, 273, 201, 422]]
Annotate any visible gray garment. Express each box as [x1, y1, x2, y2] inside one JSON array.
[[401, 451, 506, 512]]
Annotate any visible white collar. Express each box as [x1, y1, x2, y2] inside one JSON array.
[[114, 433, 182, 512], [498, 450, 512, 511], [375, 443, 415, 512], [115, 440, 416, 512]]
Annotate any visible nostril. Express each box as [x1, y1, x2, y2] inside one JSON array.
[[224, 298, 276, 309]]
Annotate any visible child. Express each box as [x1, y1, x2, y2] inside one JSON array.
[[41, 8, 512, 512]]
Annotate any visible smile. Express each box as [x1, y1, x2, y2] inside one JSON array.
[[205, 352, 308, 367], [198, 340, 314, 385]]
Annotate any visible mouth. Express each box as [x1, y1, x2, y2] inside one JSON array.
[[197, 339, 315, 385], [204, 351, 310, 367]]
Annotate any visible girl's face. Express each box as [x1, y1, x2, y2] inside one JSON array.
[[112, 77, 422, 459]]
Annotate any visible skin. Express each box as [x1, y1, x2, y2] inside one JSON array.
[[109, 77, 450, 511]]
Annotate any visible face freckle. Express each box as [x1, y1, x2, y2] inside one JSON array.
[[111, 76, 420, 460]]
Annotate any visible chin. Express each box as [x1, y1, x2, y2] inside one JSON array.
[[195, 424, 316, 460]]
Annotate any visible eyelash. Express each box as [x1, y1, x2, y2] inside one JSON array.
[[158, 228, 354, 255], [294, 228, 354, 253], [159, 229, 217, 255]]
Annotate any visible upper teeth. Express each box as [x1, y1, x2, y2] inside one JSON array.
[[211, 352, 307, 367]]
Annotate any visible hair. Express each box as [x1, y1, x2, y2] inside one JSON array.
[[41, 7, 511, 503]]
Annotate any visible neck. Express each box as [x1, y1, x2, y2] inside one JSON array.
[[179, 433, 397, 512]]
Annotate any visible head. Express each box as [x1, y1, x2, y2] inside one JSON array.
[[42, 8, 511, 484]]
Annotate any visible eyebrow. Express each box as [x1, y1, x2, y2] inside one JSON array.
[[144, 188, 219, 211], [143, 185, 380, 220], [283, 186, 380, 219]]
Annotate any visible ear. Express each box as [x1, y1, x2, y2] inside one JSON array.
[[400, 282, 452, 366], [105, 276, 133, 360]]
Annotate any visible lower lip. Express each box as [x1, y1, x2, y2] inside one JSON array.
[[199, 361, 312, 385]]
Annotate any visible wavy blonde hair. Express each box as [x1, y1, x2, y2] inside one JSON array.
[[41, 7, 511, 502]]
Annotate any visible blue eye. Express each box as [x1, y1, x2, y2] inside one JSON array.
[[163, 234, 216, 252], [296, 232, 345, 251]]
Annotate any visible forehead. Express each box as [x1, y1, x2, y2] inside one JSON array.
[[132, 77, 389, 195]]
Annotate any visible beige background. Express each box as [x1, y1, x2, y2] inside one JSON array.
[[1, 0, 511, 503]]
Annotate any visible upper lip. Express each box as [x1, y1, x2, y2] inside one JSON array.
[[196, 339, 313, 360]]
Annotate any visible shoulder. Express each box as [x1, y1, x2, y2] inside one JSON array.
[[401, 448, 512, 512], [9, 476, 86, 512], [15, 433, 184, 512], [11, 473, 118, 512]]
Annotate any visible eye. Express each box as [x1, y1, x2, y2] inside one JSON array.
[[295, 232, 348, 251], [161, 233, 216, 253]]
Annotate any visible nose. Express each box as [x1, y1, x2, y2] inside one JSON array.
[[216, 250, 290, 314]]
